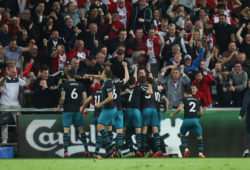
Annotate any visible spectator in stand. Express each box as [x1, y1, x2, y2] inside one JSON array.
[[32, 2, 46, 27], [158, 67, 190, 109], [62, 2, 81, 26], [127, 28, 147, 66], [130, 0, 153, 34], [229, 62, 248, 107], [225, 53, 250, 76], [71, 56, 85, 79], [86, 5, 102, 29], [193, 0, 214, 17], [107, 0, 133, 29], [217, 66, 233, 106], [161, 24, 187, 65], [107, 29, 128, 54], [103, 11, 124, 40], [69, 39, 90, 62], [0, 23, 11, 47], [183, 46, 205, 74], [32, 79, 59, 108], [47, 30, 65, 63], [237, 23, 250, 60], [0, 67, 33, 144], [181, 19, 193, 42], [4, 38, 35, 68], [221, 41, 239, 64], [146, 28, 164, 77], [51, 44, 69, 74], [32, 65, 56, 91], [52, 61, 72, 88], [192, 70, 215, 107], [82, 23, 103, 55], [205, 45, 222, 71], [99, 45, 112, 61], [211, 4, 235, 25], [167, 2, 186, 28], [110, 49, 127, 79], [191, 83, 208, 108], [213, 13, 235, 53]]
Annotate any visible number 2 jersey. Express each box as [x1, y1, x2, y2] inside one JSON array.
[[62, 80, 85, 112], [182, 96, 201, 119]]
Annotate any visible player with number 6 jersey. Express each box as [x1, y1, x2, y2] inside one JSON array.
[[170, 88, 206, 158], [55, 69, 89, 158]]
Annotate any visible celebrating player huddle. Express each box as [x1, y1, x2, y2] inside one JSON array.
[[55, 64, 206, 158]]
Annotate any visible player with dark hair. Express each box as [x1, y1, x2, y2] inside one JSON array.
[[55, 69, 89, 158], [111, 62, 129, 158], [124, 76, 153, 157], [139, 77, 163, 157], [170, 88, 206, 158], [84, 69, 116, 158]]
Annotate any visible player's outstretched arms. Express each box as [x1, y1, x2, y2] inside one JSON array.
[[170, 104, 184, 118]]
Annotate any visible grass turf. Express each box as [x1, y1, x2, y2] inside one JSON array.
[[0, 158, 250, 170]]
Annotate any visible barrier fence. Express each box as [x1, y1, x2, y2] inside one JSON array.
[[6, 108, 244, 158]]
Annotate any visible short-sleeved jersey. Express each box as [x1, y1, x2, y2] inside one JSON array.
[[182, 96, 201, 119], [102, 79, 115, 109], [154, 88, 166, 112], [113, 80, 124, 111], [125, 86, 147, 109], [62, 80, 85, 112], [140, 85, 156, 109], [91, 89, 102, 117]]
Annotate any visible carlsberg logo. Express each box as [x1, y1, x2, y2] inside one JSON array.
[[25, 119, 183, 157]]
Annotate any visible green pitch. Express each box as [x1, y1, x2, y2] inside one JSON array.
[[1, 158, 250, 170]]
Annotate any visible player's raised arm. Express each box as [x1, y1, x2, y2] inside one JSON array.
[[170, 103, 184, 118], [55, 91, 66, 112], [122, 62, 130, 84], [84, 74, 103, 79]]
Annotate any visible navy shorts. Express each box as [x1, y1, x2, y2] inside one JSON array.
[[114, 110, 123, 129]]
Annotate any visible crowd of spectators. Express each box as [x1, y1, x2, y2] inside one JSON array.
[[0, 0, 249, 142]]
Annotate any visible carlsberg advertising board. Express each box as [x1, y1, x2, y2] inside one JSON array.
[[18, 110, 245, 157]]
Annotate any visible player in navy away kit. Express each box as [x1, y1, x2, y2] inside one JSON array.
[[151, 79, 169, 155], [124, 76, 153, 157], [111, 62, 129, 158], [84, 69, 116, 158], [170, 88, 206, 158], [139, 77, 164, 157], [55, 69, 89, 158]]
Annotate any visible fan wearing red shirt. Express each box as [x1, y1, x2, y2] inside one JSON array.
[[51, 44, 70, 74], [191, 83, 209, 108], [102, 11, 124, 40], [108, 0, 133, 29], [69, 39, 89, 62], [192, 71, 216, 107]]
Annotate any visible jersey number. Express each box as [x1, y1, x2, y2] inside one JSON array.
[[113, 88, 117, 100], [94, 95, 101, 104], [155, 92, 161, 102], [128, 89, 134, 102], [71, 88, 78, 99], [189, 102, 196, 112]]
